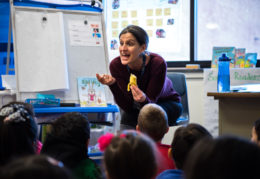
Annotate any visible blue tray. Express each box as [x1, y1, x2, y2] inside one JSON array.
[[25, 98, 60, 108]]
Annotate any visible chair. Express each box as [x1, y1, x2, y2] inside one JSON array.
[[167, 72, 189, 126]]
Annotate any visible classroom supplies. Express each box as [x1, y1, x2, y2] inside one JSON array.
[[25, 98, 60, 108]]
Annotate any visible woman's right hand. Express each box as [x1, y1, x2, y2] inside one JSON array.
[[96, 73, 116, 86]]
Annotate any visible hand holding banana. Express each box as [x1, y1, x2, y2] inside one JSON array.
[[127, 74, 146, 102]]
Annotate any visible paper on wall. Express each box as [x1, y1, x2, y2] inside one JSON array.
[[14, 11, 69, 92]]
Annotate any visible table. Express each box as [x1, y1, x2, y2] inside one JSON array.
[[207, 92, 260, 138], [34, 104, 119, 155], [34, 104, 119, 133], [34, 104, 119, 124]]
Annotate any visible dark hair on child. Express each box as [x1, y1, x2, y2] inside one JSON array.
[[119, 25, 149, 49], [104, 130, 157, 179], [137, 103, 168, 142], [0, 102, 38, 166], [184, 135, 260, 179], [51, 112, 90, 144], [171, 123, 212, 169], [0, 154, 73, 179]]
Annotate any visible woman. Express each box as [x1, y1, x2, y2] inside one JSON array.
[[97, 25, 182, 129]]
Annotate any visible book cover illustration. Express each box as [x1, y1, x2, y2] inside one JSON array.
[[234, 48, 246, 68], [77, 77, 107, 107], [211, 47, 235, 68], [245, 53, 257, 68]]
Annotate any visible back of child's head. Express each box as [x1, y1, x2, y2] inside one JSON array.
[[0, 102, 38, 166], [171, 123, 212, 169], [137, 103, 168, 142], [0, 154, 73, 179], [104, 130, 157, 179], [50, 112, 90, 144], [252, 118, 260, 145], [184, 135, 260, 179]]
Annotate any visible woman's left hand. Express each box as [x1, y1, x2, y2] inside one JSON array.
[[130, 85, 146, 103]]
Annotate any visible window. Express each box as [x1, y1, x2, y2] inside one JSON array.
[[104, 0, 260, 68], [197, 0, 260, 63], [104, 0, 190, 62]]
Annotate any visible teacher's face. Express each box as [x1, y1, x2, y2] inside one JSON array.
[[119, 32, 146, 67]]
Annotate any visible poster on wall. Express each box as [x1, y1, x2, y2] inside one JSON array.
[[104, 0, 190, 61]]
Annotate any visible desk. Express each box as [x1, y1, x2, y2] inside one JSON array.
[[207, 92, 260, 138]]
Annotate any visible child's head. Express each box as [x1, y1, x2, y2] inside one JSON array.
[[103, 130, 157, 179], [170, 123, 212, 169], [251, 118, 260, 146], [0, 154, 73, 179], [0, 102, 38, 166], [41, 112, 90, 169], [50, 112, 90, 145], [184, 135, 260, 179], [137, 103, 168, 142]]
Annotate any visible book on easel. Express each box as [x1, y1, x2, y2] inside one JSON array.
[[77, 77, 107, 107]]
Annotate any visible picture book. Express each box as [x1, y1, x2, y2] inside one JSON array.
[[244, 53, 257, 68], [234, 48, 246, 68], [77, 77, 107, 107], [211, 47, 235, 68]]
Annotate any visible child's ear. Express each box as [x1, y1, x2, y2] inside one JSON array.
[[105, 170, 111, 179], [136, 125, 140, 131], [86, 138, 90, 147], [168, 148, 172, 159]]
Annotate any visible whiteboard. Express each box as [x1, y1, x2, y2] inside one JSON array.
[[12, 5, 111, 103]]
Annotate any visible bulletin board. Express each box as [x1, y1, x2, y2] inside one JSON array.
[[11, 1, 112, 103]]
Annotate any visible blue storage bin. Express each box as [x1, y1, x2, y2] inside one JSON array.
[[25, 98, 60, 108]]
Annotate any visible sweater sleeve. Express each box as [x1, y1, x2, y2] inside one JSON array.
[[109, 59, 134, 111]]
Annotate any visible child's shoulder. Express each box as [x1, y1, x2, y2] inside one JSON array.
[[73, 158, 103, 179]]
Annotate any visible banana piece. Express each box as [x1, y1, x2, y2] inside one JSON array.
[[127, 73, 137, 91]]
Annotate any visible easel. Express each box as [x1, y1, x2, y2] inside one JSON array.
[[9, 0, 119, 134]]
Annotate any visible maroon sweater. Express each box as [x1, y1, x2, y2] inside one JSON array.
[[109, 53, 180, 112]]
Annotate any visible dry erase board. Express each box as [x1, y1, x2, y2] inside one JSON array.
[[11, 5, 112, 103]]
